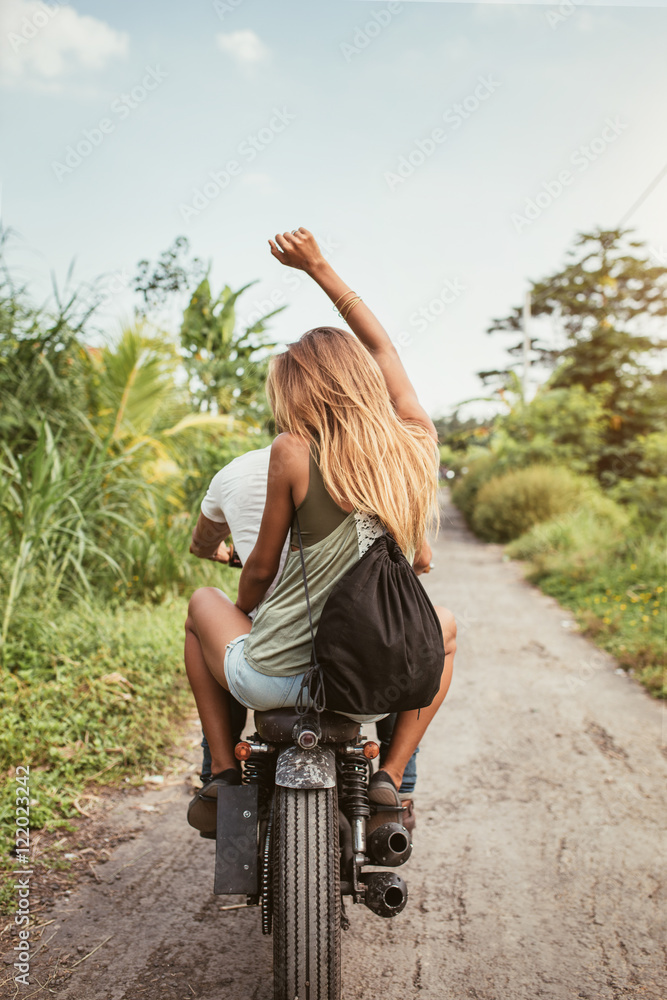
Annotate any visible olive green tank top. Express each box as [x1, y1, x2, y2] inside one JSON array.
[[290, 447, 350, 547], [244, 447, 386, 677]]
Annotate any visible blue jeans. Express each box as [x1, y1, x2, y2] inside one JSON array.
[[200, 695, 248, 783], [200, 706, 418, 795]]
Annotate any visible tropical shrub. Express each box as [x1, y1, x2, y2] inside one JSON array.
[[471, 465, 588, 543], [609, 476, 667, 529], [450, 452, 499, 522], [506, 492, 630, 561], [490, 384, 608, 478]]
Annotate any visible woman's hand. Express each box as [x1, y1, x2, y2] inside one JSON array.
[[412, 539, 433, 576], [268, 228, 326, 274]]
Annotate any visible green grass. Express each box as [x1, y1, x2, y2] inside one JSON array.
[[0, 574, 239, 864], [508, 513, 666, 697]]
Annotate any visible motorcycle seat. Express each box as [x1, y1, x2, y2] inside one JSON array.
[[254, 708, 361, 744]]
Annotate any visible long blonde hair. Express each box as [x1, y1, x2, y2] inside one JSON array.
[[266, 326, 439, 555]]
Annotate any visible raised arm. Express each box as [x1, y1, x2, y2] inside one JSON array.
[[268, 229, 437, 443]]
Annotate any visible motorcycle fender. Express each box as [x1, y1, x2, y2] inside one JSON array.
[[275, 745, 336, 789]]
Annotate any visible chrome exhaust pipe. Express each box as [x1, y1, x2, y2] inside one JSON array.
[[361, 872, 408, 918], [367, 822, 412, 867]]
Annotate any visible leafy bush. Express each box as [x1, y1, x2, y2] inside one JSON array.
[[507, 492, 631, 561], [471, 465, 588, 543], [491, 385, 608, 478], [637, 431, 667, 478], [609, 475, 667, 530], [450, 452, 500, 521]]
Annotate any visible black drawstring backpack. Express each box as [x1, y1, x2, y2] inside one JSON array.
[[294, 514, 445, 717]]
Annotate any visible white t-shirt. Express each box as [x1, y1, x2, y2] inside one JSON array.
[[200, 446, 289, 607]]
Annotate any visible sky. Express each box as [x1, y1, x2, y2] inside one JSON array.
[[1, 0, 666, 419]]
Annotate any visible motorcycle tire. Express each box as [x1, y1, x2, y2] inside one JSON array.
[[272, 784, 341, 1000]]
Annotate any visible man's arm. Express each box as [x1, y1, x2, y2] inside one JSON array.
[[268, 229, 437, 443], [190, 512, 232, 563]]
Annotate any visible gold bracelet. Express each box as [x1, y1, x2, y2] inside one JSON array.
[[340, 295, 361, 320], [332, 290, 356, 310], [341, 296, 363, 321]]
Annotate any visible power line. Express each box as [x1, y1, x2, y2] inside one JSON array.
[[617, 157, 667, 228]]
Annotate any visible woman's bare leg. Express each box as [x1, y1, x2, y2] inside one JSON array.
[[379, 607, 456, 790], [184, 587, 252, 775]]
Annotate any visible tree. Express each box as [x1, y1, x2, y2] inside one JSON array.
[[482, 227, 667, 482], [133, 236, 206, 318], [180, 277, 283, 427], [433, 410, 493, 452]]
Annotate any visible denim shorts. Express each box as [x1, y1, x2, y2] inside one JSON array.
[[223, 634, 388, 725]]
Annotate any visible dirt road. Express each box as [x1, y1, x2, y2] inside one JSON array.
[[4, 493, 666, 999]]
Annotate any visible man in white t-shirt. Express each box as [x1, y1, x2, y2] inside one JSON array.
[[195, 445, 289, 598], [190, 446, 289, 786]]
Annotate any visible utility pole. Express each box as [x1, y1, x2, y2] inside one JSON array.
[[522, 289, 531, 402]]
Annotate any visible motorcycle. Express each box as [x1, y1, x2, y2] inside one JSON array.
[[213, 707, 413, 1000]]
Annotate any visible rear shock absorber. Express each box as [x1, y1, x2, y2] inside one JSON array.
[[338, 754, 370, 870], [242, 746, 275, 801]]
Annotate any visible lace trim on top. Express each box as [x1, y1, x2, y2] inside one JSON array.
[[354, 511, 385, 557]]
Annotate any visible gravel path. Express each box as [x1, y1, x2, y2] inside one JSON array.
[[5, 492, 666, 999]]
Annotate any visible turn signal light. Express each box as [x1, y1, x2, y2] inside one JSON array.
[[234, 741, 252, 761], [363, 741, 380, 760]]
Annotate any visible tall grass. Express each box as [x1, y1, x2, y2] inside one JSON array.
[[0, 421, 154, 654], [506, 499, 665, 696]]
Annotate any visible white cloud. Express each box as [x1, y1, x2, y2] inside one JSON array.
[[0, 0, 128, 91], [216, 29, 269, 66]]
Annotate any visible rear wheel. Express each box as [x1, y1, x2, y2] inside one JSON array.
[[272, 785, 341, 1000]]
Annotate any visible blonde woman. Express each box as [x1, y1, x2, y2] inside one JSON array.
[[185, 229, 456, 834]]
